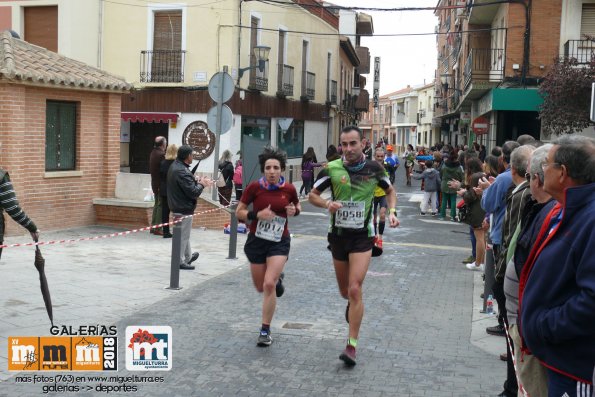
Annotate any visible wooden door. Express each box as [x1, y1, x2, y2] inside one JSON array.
[[129, 122, 169, 174]]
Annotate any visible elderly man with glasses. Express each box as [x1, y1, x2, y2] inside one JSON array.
[[519, 135, 595, 397], [503, 144, 555, 397]]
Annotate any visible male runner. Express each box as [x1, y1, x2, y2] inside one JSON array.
[[309, 126, 399, 366], [372, 147, 389, 251]]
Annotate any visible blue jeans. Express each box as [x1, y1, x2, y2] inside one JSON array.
[[470, 226, 476, 258]]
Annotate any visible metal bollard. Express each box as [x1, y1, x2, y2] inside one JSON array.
[[288, 165, 293, 184], [166, 217, 183, 290], [227, 204, 238, 259], [482, 243, 495, 312]]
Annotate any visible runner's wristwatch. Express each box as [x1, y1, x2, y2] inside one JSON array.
[[389, 208, 397, 216]]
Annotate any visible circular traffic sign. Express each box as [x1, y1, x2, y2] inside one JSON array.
[[208, 72, 234, 103], [472, 116, 489, 135], [207, 105, 233, 135]]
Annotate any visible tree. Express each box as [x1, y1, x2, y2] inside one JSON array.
[[539, 54, 595, 136]]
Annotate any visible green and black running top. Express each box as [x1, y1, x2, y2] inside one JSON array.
[[314, 159, 391, 237]]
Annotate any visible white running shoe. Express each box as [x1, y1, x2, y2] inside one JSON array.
[[466, 262, 482, 271]]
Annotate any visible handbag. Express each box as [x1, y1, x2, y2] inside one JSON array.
[[457, 199, 468, 223], [216, 173, 226, 188]]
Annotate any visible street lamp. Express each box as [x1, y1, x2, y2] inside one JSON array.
[[440, 73, 462, 95], [239, 45, 271, 78]]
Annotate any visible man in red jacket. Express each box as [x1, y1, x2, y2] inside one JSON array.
[[519, 135, 595, 397]]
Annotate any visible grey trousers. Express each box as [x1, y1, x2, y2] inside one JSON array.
[[174, 214, 193, 265]]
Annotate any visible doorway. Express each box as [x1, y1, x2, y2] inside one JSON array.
[[129, 122, 169, 173]]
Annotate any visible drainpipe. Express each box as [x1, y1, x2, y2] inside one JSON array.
[[237, 0, 243, 85]]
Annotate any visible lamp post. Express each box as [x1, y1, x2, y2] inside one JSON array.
[[239, 45, 271, 78]]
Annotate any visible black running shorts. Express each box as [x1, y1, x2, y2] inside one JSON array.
[[327, 233, 374, 261], [373, 196, 388, 215], [244, 234, 291, 264]]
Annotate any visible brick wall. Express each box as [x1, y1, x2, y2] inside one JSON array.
[[506, 0, 562, 77], [0, 83, 122, 237]]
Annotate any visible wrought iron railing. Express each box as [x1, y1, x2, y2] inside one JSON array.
[[277, 64, 294, 96], [563, 40, 595, 64], [249, 60, 269, 91], [301, 71, 315, 101], [463, 48, 504, 90], [140, 50, 186, 83], [328, 79, 337, 104]]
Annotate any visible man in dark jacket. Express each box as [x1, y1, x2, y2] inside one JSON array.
[[0, 169, 39, 259], [493, 144, 535, 397], [149, 136, 167, 235], [504, 144, 554, 397], [167, 145, 214, 270], [519, 135, 595, 396]]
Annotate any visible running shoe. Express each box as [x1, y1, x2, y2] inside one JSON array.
[[339, 344, 357, 366], [466, 262, 483, 271], [462, 255, 475, 264], [372, 236, 383, 257], [276, 272, 285, 298], [257, 330, 272, 346]]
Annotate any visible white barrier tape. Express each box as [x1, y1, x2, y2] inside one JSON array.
[[0, 201, 234, 250], [504, 324, 529, 397]]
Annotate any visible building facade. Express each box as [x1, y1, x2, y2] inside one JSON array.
[[434, 0, 567, 149]]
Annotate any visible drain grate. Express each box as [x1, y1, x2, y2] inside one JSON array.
[[282, 322, 313, 330]]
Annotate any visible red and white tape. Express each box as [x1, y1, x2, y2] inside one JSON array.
[[0, 202, 234, 250]]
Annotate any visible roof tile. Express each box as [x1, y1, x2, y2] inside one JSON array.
[[0, 31, 132, 92]]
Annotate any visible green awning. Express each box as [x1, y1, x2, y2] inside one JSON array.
[[492, 88, 543, 112]]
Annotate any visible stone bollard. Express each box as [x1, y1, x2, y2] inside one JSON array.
[[167, 216, 183, 290]]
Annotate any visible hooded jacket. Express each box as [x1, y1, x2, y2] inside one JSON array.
[[439, 160, 463, 193], [412, 168, 441, 192], [519, 182, 595, 384]]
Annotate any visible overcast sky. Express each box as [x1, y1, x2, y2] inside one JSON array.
[[332, 0, 439, 95]]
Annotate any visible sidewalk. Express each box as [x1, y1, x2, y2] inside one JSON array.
[[0, 225, 248, 381]]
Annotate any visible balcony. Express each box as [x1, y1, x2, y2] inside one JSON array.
[[563, 40, 595, 64], [301, 71, 315, 101], [327, 80, 337, 105], [355, 46, 371, 74], [276, 64, 294, 97], [354, 89, 369, 111], [249, 60, 269, 91], [341, 90, 356, 113], [463, 48, 504, 90], [140, 50, 186, 83], [442, 56, 449, 74]]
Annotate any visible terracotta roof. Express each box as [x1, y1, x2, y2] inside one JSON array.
[[380, 86, 413, 98], [0, 31, 131, 92]]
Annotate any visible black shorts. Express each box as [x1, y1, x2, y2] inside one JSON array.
[[373, 196, 388, 215], [327, 233, 374, 262], [244, 233, 291, 264]]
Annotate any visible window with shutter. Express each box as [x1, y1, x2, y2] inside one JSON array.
[[151, 10, 183, 82], [581, 4, 595, 37], [24, 6, 58, 52], [45, 101, 77, 171]]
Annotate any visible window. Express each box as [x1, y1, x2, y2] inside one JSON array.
[[581, 4, 595, 36], [46, 101, 77, 171], [277, 120, 304, 158], [24, 6, 58, 52]]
